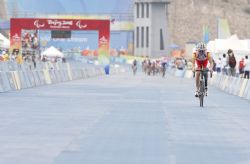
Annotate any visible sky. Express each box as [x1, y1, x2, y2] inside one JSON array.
[[4, 0, 133, 51], [7, 0, 133, 15]]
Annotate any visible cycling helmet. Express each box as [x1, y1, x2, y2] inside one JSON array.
[[196, 42, 206, 51]]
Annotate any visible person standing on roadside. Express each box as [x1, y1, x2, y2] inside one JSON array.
[[244, 55, 250, 79], [221, 53, 228, 75], [239, 58, 245, 78], [216, 58, 222, 73], [227, 49, 237, 76]]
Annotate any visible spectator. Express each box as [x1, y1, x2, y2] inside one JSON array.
[[216, 58, 222, 73], [176, 58, 185, 70], [244, 55, 250, 79], [221, 53, 227, 75], [62, 57, 66, 63], [227, 49, 236, 76], [0, 54, 4, 61], [32, 55, 36, 69], [42, 56, 46, 62], [239, 58, 245, 78], [16, 54, 23, 64], [212, 58, 216, 72], [2, 51, 9, 61]]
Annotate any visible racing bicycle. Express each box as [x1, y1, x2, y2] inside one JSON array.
[[193, 66, 212, 107]]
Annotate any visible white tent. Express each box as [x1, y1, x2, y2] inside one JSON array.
[[41, 46, 64, 57], [0, 33, 10, 49], [208, 35, 250, 54], [207, 40, 215, 52]]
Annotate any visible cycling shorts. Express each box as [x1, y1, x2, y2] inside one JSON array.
[[196, 59, 208, 69]]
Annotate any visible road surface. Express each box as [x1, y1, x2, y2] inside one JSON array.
[[0, 72, 250, 164]]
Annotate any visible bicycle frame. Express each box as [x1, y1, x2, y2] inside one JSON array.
[[194, 66, 211, 107]]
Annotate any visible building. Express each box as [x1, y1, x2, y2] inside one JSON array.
[[134, 0, 170, 57]]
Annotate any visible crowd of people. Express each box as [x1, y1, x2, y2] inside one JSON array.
[[214, 49, 250, 79], [0, 49, 23, 63], [0, 48, 66, 71]]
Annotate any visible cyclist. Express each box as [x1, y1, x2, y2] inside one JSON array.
[[192, 42, 213, 97], [161, 61, 167, 77], [132, 59, 137, 75]]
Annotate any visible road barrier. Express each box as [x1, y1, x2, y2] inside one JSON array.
[[0, 61, 124, 93], [169, 68, 250, 101], [207, 73, 249, 100], [243, 80, 250, 99]]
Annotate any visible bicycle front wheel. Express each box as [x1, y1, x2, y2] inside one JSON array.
[[200, 95, 203, 107], [199, 80, 205, 107]]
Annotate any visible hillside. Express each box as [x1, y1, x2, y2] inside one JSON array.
[[168, 0, 250, 47]]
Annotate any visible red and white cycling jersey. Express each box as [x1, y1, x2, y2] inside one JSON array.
[[193, 51, 212, 69]]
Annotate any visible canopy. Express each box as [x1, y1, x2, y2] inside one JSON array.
[[207, 35, 250, 54], [207, 40, 215, 52], [0, 33, 10, 49], [41, 46, 64, 57]]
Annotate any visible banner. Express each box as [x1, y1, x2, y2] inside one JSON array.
[[203, 25, 209, 43], [10, 18, 110, 65], [111, 21, 134, 31], [218, 18, 231, 39]]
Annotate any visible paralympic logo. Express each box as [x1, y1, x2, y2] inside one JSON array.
[[34, 20, 45, 28], [76, 21, 88, 29]]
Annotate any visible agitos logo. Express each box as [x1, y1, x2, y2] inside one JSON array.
[[34, 20, 45, 28], [76, 21, 88, 29]]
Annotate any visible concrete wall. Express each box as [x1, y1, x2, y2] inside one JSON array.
[[0, 61, 125, 93]]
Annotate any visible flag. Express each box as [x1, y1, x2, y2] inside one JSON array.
[[203, 25, 210, 43], [217, 18, 231, 39]]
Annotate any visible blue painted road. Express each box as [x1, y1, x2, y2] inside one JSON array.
[[0, 73, 250, 164]]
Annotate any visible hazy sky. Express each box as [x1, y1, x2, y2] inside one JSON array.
[[7, 0, 133, 14]]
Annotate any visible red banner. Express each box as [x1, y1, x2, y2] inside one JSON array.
[[10, 18, 110, 65]]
